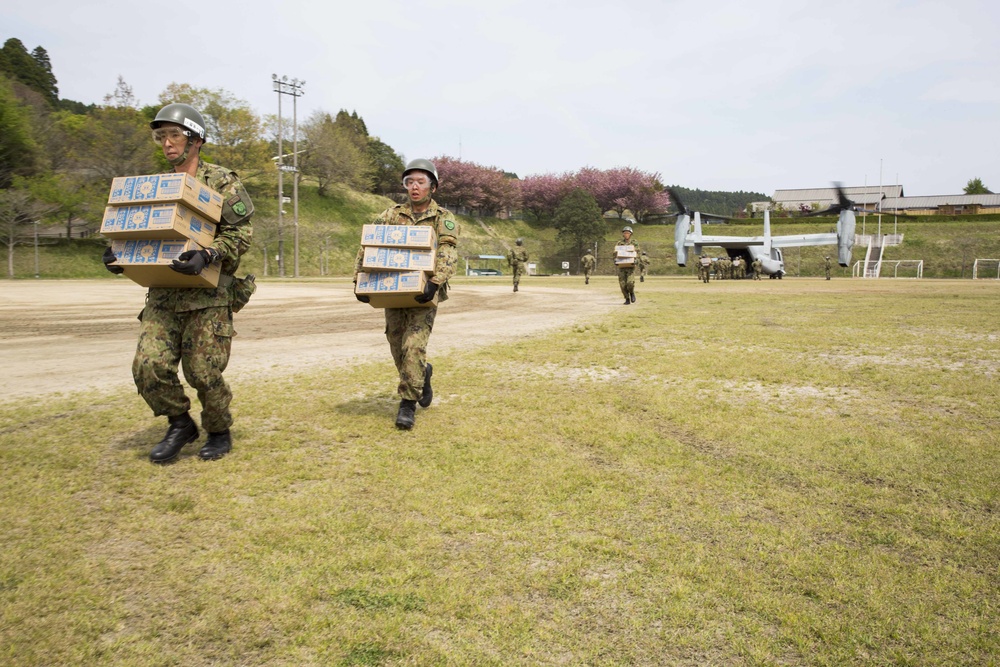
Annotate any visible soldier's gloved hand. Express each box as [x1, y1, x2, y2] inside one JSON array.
[[102, 246, 124, 274], [355, 293, 370, 303], [414, 280, 439, 304], [170, 249, 211, 275]]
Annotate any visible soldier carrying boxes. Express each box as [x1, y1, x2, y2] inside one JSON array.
[[353, 159, 460, 430], [613, 225, 640, 305], [101, 103, 255, 464]]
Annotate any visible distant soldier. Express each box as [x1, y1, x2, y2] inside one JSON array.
[[639, 251, 650, 282], [507, 238, 528, 292], [698, 253, 712, 283], [752, 257, 763, 280], [581, 250, 596, 284], [732, 256, 742, 279], [613, 225, 640, 304], [825, 255, 832, 280]]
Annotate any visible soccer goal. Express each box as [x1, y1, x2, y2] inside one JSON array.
[[882, 260, 923, 278], [972, 259, 1000, 280]]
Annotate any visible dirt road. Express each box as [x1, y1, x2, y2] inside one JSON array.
[[0, 279, 619, 401]]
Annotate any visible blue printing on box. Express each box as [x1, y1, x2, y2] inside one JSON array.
[[362, 225, 434, 246], [358, 271, 424, 292], [369, 247, 433, 269]]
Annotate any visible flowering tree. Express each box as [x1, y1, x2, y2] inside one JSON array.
[[519, 172, 576, 221], [434, 156, 520, 217]]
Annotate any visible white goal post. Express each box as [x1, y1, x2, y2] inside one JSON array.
[[972, 259, 1000, 280]]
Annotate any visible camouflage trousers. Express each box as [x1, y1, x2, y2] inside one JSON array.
[[385, 306, 437, 401], [617, 267, 635, 298], [583, 269, 592, 284], [511, 262, 525, 288], [132, 304, 235, 433]]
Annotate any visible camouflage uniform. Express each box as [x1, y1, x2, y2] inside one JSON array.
[[131, 160, 254, 433], [507, 246, 529, 291], [825, 256, 832, 280], [752, 258, 763, 280], [638, 251, 649, 281], [614, 236, 640, 301], [355, 199, 459, 401], [698, 255, 712, 283], [581, 252, 596, 284]]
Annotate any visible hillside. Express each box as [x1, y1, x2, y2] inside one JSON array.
[[7, 181, 1000, 279]]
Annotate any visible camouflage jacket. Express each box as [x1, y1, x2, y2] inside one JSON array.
[[354, 199, 460, 302], [147, 159, 254, 312], [507, 247, 528, 265], [581, 254, 596, 270]]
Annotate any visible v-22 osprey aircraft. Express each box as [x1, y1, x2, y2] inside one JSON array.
[[671, 185, 859, 278]]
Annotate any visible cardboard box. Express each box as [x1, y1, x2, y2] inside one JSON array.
[[615, 244, 637, 258], [614, 258, 636, 267], [355, 271, 438, 308], [100, 204, 218, 247], [361, 224, 436, 249], [362, 246, 436, 271], [109, 238, 220, 288], [108, 173, 224, 222]]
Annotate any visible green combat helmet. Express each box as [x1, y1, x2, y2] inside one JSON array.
[[402, 158, 438, 187], [622, 225, 633, 233], [516, 238, 523, 246]]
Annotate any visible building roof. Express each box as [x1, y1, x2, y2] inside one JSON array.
[[772, 185, 904, 204], [881, 194, 1000, 209]]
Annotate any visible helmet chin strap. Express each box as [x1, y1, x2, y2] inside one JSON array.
[[167, 139, 194, 167]]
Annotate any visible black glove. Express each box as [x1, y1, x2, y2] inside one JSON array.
[[170, 249, 212, 275], [356, 293, 370, 303], [102, 246, 124, 274], [414, 281, 439, 304]]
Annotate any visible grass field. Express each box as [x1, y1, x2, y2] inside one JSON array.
[[1, 277, 998, 666]]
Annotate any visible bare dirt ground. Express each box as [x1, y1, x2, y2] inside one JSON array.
[[0, 279, 619, 402]]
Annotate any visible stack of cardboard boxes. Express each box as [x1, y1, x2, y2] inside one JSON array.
[[354, 224, 439, 308], [614, 244, 637, 267], [101, 173, 225, 288]]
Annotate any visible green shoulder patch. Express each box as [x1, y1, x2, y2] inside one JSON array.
[[232, 201, 248, 217], [444, 220, 455, 231]]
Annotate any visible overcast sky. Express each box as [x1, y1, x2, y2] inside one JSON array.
[[6, 0, 998, 196]]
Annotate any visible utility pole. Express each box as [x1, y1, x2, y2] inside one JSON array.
[[272, 74, 305, 277]]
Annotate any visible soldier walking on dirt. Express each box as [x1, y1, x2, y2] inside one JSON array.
[[354, 159, 460, 430], [825, 255, 832, 280], [752, 257, 763, 280], [103, 103, 255, 463], [581, 250, 596, 284], [614, 226, 640, 304], [698, 253, 712, 283], [639, 251, 649, 282], [507, 238, 528, 292]]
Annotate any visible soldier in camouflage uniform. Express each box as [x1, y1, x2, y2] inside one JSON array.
[[103, 103, 254, 463], [506, 238, 528, 292], [825, 255, 832, 280], [354, 159, 460, 430], [580, 251, 596, 284], [752, 257, 763, 280], [698, 253, 712, 283], [639, 251, 649, 282], [614, 226, 640, 304]]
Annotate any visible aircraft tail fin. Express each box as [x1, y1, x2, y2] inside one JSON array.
[[837, 210, 856, 266], [674, 213, 690, 265], [763, 210, 772, 255]]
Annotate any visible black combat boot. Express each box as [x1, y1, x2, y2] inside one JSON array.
[[395, 399, 417, 430], [150, 413, 198, 463], [623, 297, 631, 305], [630, 292, 636, 303], [418, 363, 433, 408], [199, 429, 232, 460]]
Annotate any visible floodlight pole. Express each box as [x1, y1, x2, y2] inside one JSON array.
[[272, 75, 305, 277]]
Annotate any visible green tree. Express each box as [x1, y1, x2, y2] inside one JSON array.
[[552, 188, 606, 258], [300, 111, 372, 195], [963, 178, 992, 195], [0, 39, 58, 106], [159, 83, 271, 179], [74, 77, 157, 181], [0, 74, 39, 187], [368, 137, 404, 196]]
